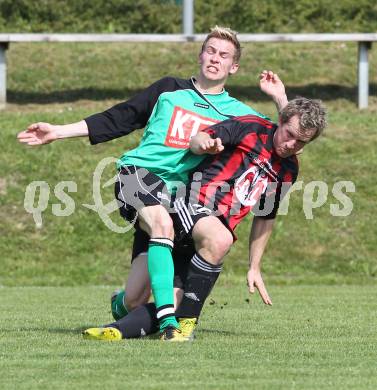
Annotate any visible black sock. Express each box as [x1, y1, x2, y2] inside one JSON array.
[[107, 303, 159, 338], [175, 252, 222, 319]]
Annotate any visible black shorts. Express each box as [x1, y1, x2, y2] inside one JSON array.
[[115, 165, 169, 223], [116, 165, 193, 289], [171, 196, 235, 241], [131, 226, 195, 290]]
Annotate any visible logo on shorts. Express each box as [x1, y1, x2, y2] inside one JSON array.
[[234, 166, 269, 207], [164, 107, 218, 149], [190, 203, 212, 215], [157, 191, 171, 202]]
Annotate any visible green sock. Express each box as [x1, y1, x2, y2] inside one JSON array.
[[111, 289, 128, 321], [148, 238, 178, 330]]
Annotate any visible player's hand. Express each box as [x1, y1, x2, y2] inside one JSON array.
[[199, 137, 224, 154], [17, 122, 59, 146], [246, 267, 272, 305], [259, 70, 286, 100]]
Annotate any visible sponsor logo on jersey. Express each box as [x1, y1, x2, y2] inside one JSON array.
[[234, 166, 269, 207], [165, 106, 219, 149], [194, 102, 210, 109], [248, 151, 279, 181]]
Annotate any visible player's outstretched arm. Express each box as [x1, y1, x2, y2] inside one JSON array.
[[259, 70, 288, 111], [17, 120, 89, 146], [189, 131, 224, 155], [247, 216, 275, 305]]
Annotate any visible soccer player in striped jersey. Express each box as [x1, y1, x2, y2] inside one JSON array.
[[170, 97, 327, 333], [18, 26, 288, 340], [83, 97, 326, 341]]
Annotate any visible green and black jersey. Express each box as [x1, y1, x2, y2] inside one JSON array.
[[85, 77, 267, 191]]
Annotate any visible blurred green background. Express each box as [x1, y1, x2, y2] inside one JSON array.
[[1, 40, 376, 286], [1, 0, 376, 33]]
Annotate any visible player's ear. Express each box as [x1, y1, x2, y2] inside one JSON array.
[[229, 62, 239, 75]]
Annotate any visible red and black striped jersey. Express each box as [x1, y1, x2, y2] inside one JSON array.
[[188, 115, 299, 232]]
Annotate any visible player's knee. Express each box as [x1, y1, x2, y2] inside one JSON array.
[[139, 206, 174, 239], [125, 283, 151, 311], [150, 216, 174, 239], [211, 234, 232, 259], [198, 233, 232, 263], [124, 294, 138, 311], [125, 293, 150, 311]]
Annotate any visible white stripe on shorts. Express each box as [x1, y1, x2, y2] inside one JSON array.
[[174, 198, 194, 233]]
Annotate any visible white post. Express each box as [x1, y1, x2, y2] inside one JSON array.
[[358, 42, 371, 109], [0, 43, 7, 109], [182, 0, 194, 38]]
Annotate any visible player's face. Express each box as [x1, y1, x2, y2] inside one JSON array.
[[273, 115, 314, 158], [199, 38, 239, 83]]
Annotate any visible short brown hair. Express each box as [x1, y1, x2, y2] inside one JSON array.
[[280, 97, 327, 141], [201, 25, 241, 63]]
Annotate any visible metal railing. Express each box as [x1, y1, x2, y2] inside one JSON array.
[[0, 32, 375, 109]]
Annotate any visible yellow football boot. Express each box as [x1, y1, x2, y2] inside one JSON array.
[[178, 318, 197, 341], [82, 327, 122, 341], [159, 326, 187, 342]]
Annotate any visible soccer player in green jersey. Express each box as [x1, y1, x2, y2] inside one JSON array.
[[18, 26, 287, 340], [82, 97, 327, 342]]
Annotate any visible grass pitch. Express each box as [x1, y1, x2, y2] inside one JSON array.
[[1, 283, 376, 390]]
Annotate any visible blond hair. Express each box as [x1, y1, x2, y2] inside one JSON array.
[[201, 26, 241, 63]]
